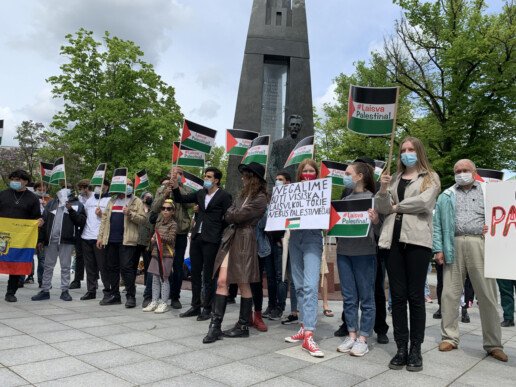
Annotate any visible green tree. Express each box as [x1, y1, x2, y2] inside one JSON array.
[[14, 120, 47, 181], [46, 29, 183, 185]]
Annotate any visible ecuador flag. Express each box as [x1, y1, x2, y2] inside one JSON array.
[[0, 217, 38, 275]]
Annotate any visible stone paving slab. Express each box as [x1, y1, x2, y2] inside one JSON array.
[[1, 273, 515, 386]]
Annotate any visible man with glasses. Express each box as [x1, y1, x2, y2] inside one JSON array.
[[97, 179, 146, 308], [172, 167, 232, 321]]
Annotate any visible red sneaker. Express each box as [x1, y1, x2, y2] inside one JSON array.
[[302, 332, 324, 357], [285, 325, 305, 343], [253, 311, 268, 332]]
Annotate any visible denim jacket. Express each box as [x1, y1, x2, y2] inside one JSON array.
[[256, 212, 271, 258]]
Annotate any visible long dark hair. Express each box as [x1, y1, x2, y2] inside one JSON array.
[[240, 171, 267, 199], [351, 162, 376, 194]]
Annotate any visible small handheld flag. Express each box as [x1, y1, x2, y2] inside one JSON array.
[[328, 199, 373, 238], [475, 169, 504, 183], [284, 136, 314, 168], [181, 171, 204, 192], [181, 119, 217, 154], [226, 129, 259, 156], [39, 161, 53, 184], [90, 163, 107, 186], [172, 142, 205, 167], [135, 169, 150, 192], [109, 168, 128, 194], [321, 161, 348, 186], [241, 135, 270, 166], [0, 217, 39, 275], [49, 157, 66, 186], [347, 86, 399, 136], [374, 160, 386, 181]]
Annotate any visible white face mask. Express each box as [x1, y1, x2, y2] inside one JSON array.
[[94, 186, 101, 195], [455, 172, 474, 186]]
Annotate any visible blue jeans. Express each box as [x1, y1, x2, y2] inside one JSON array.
[[424, 263, 432, 297], [337, 254, 377, 337], [274, 242, 298, 313], [289, 230, 322, 331]]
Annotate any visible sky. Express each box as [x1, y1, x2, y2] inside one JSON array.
[[0, 0, 506, 153]]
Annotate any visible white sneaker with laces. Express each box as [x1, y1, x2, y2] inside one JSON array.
[[337, 336, 356, 353], [142, 300, 159, 312], [350, 338, 369, 357], [154, 301, 170, 314]]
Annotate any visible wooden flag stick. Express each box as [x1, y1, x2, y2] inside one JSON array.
[[385, 87, 400, 174]]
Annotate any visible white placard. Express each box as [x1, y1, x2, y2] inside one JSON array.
[[485, 182, 516, 280], [265, 178, 332, 231]]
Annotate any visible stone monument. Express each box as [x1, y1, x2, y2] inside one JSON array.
[[226, 0, 314, 196]]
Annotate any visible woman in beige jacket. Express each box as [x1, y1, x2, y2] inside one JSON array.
[[376, 137, 440, 372]]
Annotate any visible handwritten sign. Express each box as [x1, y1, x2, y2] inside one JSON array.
[[485, 182, 516, 280], [265, 178, 332, 231]]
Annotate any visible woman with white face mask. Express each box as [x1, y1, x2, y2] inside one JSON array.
[[375, 136, 441, 372]]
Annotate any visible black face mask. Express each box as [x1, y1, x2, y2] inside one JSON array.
[[145, 198, 153, 206]]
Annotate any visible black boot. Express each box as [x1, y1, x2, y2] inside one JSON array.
[[406, 342, 423, 372], [461, 306, 470, 323], [223, 297, 252, 338], [203, 294, 227, 344], [433, 306, 442, 319], [389, 341, 408, 370]]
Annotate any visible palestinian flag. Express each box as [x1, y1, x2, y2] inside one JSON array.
[[153, 230, 166, 281], [321, 160, 348, 186], [328, 199, 373, 237], [181, 119, 217, 154], [172, 142, 205, 167], [241, 135, 270, 166], [181, 171, 204, 192], [90, 163, 107, 186], [40, 161, 53, 184], [226, 129, 259, 156], [475, 168, 504, 183], [109, 168, 128, 194], [285, 217, 301, 229], [135, 169, 150, 192], [49, 157, 66, 185], [347, 86, 399, 136], [374, 160, 386, 181], [284, 136, 314, 168]]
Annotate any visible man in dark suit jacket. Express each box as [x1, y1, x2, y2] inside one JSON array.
[[172, 167, 232, 320]]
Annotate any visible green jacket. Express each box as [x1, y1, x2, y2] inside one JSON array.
[[152, 185, 192, 235]]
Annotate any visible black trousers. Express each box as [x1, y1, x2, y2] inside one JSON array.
[[73, 237, 84, 282], [464, 274, 475, 306], [228, 283, 238, 299], [436, 263, 443, 305], [374, 249, 389, 335], [189, 236, 219, 309], [250, 256, 266, 312], [6, 275, 20, 295], [384, 241, 432, 344], [105, 243, 136, 298], [169, 233, 188, 300], [82, 239, 106, 293]]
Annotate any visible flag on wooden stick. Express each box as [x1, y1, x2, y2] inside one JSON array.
[[109, 168, 128, 194], [40, 161, 53, 184], [320, 160, 348, 186], [90, 163, 107, 186], [241, 135, 270, 166], [135, 169, 150, 192], [49, 157, 65, 185], [172, 142, 205, 167], [284, 136, 314, 168]]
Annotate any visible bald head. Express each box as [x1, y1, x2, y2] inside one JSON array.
[[454, 159, 476, 174]]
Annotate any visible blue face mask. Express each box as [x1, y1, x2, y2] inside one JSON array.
[[126, 186, 133, 195], [343, 175, 355, 189], [10, 181, 22, 190], [400, 152, 418, 167], [203, 180, 213, 190]]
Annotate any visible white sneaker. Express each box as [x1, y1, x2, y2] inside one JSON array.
[[337, 336, 356, 353], [154, 301, 170, 314], [350, 338, 369, 357], [142, 300, 158, 312]]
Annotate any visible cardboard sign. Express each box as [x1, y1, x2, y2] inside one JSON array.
[[485, 182, 516, 280], [265, 178, 332, 231]]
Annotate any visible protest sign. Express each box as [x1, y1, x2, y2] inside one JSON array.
[[485, 182, 516, 280], [265, 178, 332, 231], [328, 198, 373, 237]]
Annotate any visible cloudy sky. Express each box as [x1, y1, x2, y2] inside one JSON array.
[[0, 0, 504, 149]]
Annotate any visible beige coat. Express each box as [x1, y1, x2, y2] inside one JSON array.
[[375, 171, 440, 249], [98, 196, 147, 246]]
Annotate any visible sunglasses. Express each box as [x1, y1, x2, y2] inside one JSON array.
[[161, 207, 174, 211]]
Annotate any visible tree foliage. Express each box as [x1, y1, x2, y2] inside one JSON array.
[[317, 0, 515, 186], [46, 29, 183, 185]]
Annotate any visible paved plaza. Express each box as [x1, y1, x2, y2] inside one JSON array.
[[0, 273, 515, 386]]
